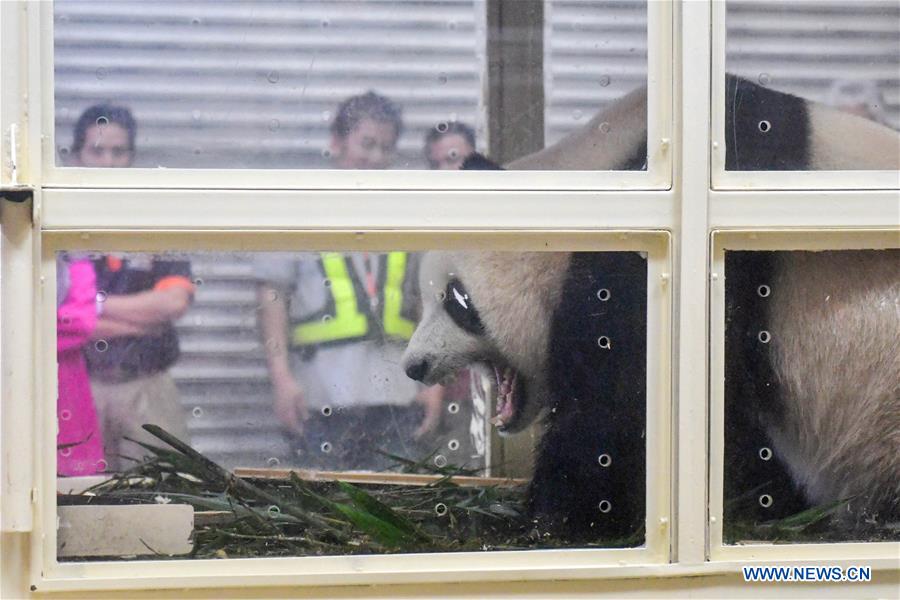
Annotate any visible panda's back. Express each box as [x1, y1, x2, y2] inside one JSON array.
[[767, 250, 900, 518]]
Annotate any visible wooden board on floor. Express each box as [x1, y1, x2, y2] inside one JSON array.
[[234, 467, 528, 488], [57, 504, 194, 558]]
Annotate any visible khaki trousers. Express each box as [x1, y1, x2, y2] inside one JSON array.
[[91, 371, 190, 471]]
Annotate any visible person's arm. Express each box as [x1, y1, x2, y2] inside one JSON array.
[[414, 383, 445, 439], [257, 283, 308, 434], [92, 316, 161, 339], [98, 286, 192, 326]]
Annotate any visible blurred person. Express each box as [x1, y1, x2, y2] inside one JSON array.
[[328, 90, 403, 169], [71, 104, 195, 470], [826, 79, 895, 129], [56, 255, 105, 476], [256, 92, 447, 470], [424, 121, 476, 170], [69, 103, 136, 168]]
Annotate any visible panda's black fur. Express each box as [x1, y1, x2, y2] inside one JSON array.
[[444, 75, 898, 542], [533, 252, 648, 540]]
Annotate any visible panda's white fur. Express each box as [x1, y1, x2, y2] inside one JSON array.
[[766, 251, 900, 515], [507, 79, 899, 171], [403, 76, 900, 538], [408, 251, 570, 434]]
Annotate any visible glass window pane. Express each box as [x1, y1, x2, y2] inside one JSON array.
[[56, 249, 648, 559], [725, 1, 900, 170], [53, 0, 649, 171], [723, 249, 899, 544]]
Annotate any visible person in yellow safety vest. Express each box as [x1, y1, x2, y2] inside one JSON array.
[[254, 91, 451, 471], [255, 250, 446, 470]]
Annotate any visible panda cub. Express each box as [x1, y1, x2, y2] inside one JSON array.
[[402, 76, 900, 542]]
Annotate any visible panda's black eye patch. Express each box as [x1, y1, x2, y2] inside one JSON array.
[[444, 278, 485, 336]]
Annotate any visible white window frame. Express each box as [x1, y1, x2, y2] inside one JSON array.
[[708, 228, 900, 563], [1, 0, 898, 596]]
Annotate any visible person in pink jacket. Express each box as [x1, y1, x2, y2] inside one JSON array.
[[57, 256, 105, 476]]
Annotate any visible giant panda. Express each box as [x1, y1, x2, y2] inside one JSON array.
[[401, 75, 900, 542]]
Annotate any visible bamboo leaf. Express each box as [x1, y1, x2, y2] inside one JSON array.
[[337, 481, 430, 542]]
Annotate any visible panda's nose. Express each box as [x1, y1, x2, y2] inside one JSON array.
[[405, 358, 430, 382]]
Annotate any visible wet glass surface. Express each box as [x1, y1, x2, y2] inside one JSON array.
[[54, 0, 650, 171], [723, 249, 900, 544], [55, 249, 649, 559], [725, 1, 900, 170]]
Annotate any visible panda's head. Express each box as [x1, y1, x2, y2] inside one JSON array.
[[403, 251, 568, 434]]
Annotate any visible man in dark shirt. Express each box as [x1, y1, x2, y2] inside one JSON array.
[[84, 254, 194, 470]]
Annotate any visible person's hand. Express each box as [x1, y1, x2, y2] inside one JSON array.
[[413, 384, 445, 439], [271, 372, 309, 435]]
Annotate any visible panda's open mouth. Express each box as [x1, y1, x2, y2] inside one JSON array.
[[488, 362, 525, 431]]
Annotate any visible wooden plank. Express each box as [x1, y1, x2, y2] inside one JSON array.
[[233, 467, 527, 488], [56, 475, 111, 495], [57, 504, 193, 558], [486, 0, 545, 164]]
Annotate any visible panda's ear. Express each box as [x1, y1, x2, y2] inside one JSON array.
[[461, 153, 504, 170]]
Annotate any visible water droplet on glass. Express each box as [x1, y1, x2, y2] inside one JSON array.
[[192, 406, 204, 418], [267, 505, 281, 516], [598, 75, 611, 87], [60, 447, 72, 458], [96, 459, 108, 471], [266, 457, 281, 467], [60, 409, 72, 421], [434, 455, 448, 468], [96, 290, 107, 303], [95, 67, 108, 80], [321, 405, 333, 417], [758, 73, 771, 86], [58, 146, 70, 158], [268, 289, 279, 302], [434, 502, 448, 516], [95, 116, 109, 128], [320, 441, 332, 453], [598, 122, 611, 134], [94, 339, 109, 353], [436, 122, 449, 133], [572, 109, 583, 121], [193, 278, 203, 286], [447, 402, 460, 414], [268, 118, 280, 132], [266, 70, 280, 84], [448, 439, 460, 451]]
